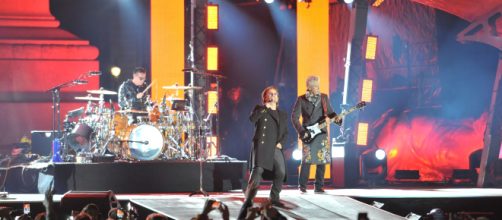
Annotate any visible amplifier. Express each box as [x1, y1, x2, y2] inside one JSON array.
[[30, 130, 58, 156]]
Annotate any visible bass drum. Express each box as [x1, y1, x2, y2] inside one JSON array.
[[127, 124, 164, 160]]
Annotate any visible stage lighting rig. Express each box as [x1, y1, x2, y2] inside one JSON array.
[[360, 147, 387, 187]]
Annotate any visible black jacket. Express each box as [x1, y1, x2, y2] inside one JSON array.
[[248, 105, 288, 172], [117, 79, 147, 110], [291, 93, 334, 135]]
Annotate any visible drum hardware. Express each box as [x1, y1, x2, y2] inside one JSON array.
[[47, 71, 100, 160], [67, 123, 93, 151], [87, 88, 118, 95], [116, 139, 150, 145], [116, 109, 148, 114], [162, 85, 203, 90], [75, 95, 102, 101], [55, 77, 219, 163], [67, 107, 84, 118], [164, 134, 189, 159], [187, 69, 225, 196]]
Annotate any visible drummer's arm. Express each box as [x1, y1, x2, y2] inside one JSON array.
[[118, 84, 130, 109]]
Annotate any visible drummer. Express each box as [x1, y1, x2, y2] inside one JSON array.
[[117, 67, 150, 124], [118, 67, 148, 111]]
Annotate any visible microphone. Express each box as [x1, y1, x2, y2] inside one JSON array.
[[74, 79, 88, 84], [88, 71, 102, 76]]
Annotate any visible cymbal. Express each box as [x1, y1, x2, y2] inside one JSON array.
[[117, 109, 148, 114], [162, 85, 202, 90], [87, 88, 118, 95], [75, 96, 102, 101]]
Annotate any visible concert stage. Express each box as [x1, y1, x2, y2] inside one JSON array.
[[1, 188, 502, 219], [4, 160, 247, 194]]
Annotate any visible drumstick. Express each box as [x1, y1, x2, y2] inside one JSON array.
[[141, 81, 155, 94]]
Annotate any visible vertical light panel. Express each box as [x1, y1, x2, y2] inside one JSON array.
[[357, 122, 369, 146], [207, 46, 219, 71], [298, 0, 330, 179], [361, 79, 373, 102], [297, 0, 330, 95], [365, 35, 378, 60], [207, 91, 218, 114], [151, 0, 184, 101], [207, 4, 219, 30]]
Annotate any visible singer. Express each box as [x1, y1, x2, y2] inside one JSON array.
[[117, 67, 148, 111], [238, 86, 288, 219]]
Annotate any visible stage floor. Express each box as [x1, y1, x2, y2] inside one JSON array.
[[2, 188, 502, 219]]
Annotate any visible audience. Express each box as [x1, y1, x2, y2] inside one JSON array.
[[81, 203, 101, 220], [145, 213, 168, 220], [74, 212, 92, 220]]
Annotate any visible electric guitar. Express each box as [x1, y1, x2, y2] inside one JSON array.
[[300, 101, 367, 144]]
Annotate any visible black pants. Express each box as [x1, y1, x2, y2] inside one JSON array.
[[298, 163, 326, 190], [243, 148, 285, 204]]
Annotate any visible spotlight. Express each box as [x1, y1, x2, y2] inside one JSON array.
[[375, 149, 386, 160], [362, 148, 386, 169], [344, 0, 354, 3], [292, 149, 302, 161], [360, 148, 387, 187], [110, 66, 121, 77], [264, 0, 274, 4]]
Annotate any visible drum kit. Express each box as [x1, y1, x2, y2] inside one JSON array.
[[62, 85, 205, 162]]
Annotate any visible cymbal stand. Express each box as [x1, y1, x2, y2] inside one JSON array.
[[189, 120, 209, 197]]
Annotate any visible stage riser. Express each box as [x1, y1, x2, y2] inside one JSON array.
[[52, 161, 246, 194]]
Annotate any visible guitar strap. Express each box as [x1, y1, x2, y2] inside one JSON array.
[[321, 95, 330, 136], [321, 95, 327, 117]]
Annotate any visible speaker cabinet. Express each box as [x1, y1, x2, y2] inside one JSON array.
[[60, 191, 119, 217]]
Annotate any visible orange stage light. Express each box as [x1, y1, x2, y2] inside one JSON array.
[[365, 35, 378, 60], [207, 91, 218, 114], [207, 46, 218, 71], [357, 122, 369, 146], [207, 4, 219, 30], [361, 79, 373, 103]]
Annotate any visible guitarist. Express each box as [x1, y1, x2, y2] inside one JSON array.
[[292, 76, 341, 193], [238, 86, 288, 219]]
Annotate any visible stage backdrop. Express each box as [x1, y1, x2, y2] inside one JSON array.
[[329, 0, 499, 181], [0, 0, 99, 148]]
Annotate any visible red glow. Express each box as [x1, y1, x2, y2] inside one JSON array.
[[227, 87, 242, 104], [375, 112, 487, 181], [0, 0, 99, 145]]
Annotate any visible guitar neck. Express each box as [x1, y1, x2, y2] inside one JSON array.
[[318, 106, 361, 129]]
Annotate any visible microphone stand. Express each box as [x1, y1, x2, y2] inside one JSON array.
[[187, 69, 225, 197], [47, 79, 84, 159], [46, 72, 96, 160]]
